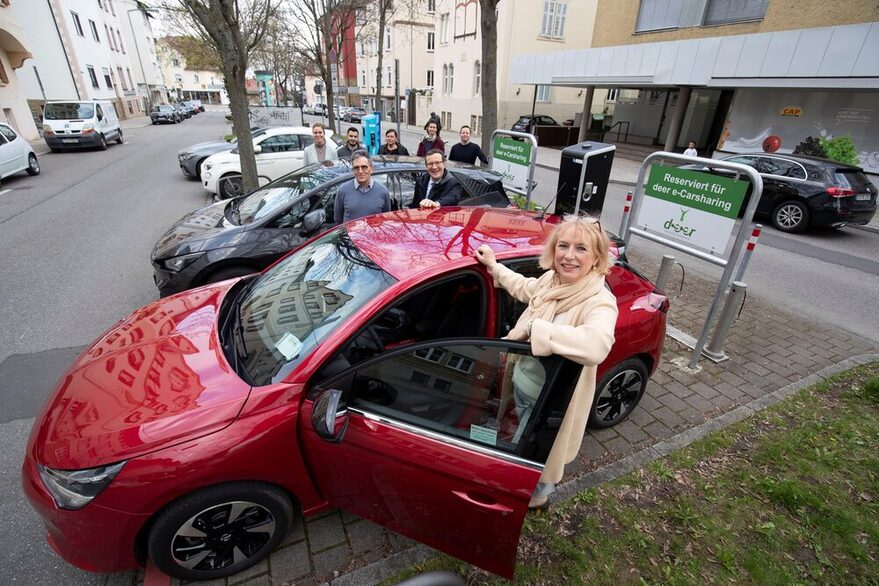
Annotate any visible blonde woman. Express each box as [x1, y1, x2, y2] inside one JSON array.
[[475, 217, 618, 508]]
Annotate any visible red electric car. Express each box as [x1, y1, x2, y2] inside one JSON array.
[[23, 207, 667, 581]]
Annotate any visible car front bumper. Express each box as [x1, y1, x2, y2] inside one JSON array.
[[44, 134, 103, 149], [152, 258, 207, 297], [178, 156, 199, 177], [152, 115, 176, 123]]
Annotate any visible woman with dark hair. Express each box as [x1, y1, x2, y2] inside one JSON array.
[[475, 216, 618, 508], [416, 119, 445, 156]]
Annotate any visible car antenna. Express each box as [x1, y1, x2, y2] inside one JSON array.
[[534, 180, 569, 221]]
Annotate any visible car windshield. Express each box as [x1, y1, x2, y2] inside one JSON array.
[[236, 166, 339, 224], [44, 103, 94, 120], [154, 106, 173, 112], [234, 228, 396, 385]]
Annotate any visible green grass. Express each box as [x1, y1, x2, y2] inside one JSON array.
[[383, 362, 879, 585]]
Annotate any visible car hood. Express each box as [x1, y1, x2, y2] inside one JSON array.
[[204, 150, 238, 166], [29, 282, 250, 469], [179, 140, 234, 156], [151, 201, 241, 260]]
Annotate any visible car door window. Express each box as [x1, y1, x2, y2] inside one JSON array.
[[724, 156, 757, 169], [0, 125, 17, 142], [322, 340, 577, 461], [270, 184, 340, 228], [95, 104, 104, 120], [494, 258, 544, 336], [758, 157, 805, 180], [395, 172, 419, 208], [260, 134, 301, 153]]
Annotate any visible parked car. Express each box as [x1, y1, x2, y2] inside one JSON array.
[[313, 103, 328, 116], [173, 103, 192, 119], [343, 107, 367, 123], [201, 126, 335, 198], [41, 100, 123, 151], [180, 101, 200, 115], [0, 122, 40, 181], [683, 153, 878, 232], [177, 127, 268, 180], [154, 157, 513, 296], [150, 105, 182, 125], [190, 99, 205, 112], [511, 114, 560, 133], [24, 206, 667, 582]]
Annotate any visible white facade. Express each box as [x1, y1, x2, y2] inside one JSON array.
[[0, 1, 39, 140], [355, 2, 435, 120], [156, 37, 228, 105], [431, 0, 608, 136]]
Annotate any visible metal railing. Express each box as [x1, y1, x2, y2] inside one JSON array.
[[604, 120, 630, 143]]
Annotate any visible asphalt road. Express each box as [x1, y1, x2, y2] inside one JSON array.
[[0, 109, 876, 582]]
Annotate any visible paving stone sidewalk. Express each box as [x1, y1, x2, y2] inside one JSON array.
[[118, 248, 874, 586]]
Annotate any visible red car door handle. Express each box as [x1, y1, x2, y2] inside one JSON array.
[[451, 490, 514, 514]]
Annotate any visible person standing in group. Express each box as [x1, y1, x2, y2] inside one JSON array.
[[683, 141, 698, 157], [416, 120, 445, 157], [379, 128, 410, 156], [474, 217, 618, 509], [303, 123, 339, 165], [411, 149, 464, 209], [337, 127, 363, 159], [449, 125, 488, 165], [333, 150, 391, 223]]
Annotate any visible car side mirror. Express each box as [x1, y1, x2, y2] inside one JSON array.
[[253, 145, 262, 154], [301, 208, 326, 235], [312, 388, 349, 443]]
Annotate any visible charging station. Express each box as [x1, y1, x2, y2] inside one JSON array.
[[362, 113, 381, 155], [554, 141, 616, 217]]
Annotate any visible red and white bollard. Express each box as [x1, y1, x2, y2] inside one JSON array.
[[734, 224, 762, 282]]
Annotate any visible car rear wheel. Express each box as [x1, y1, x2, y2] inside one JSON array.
[[219, 174, 244, 199], [588, 358, 649, 429], [147, 482, 294, 581], [772, 200, 809, 233], [26, 153, 40, 176], [204, 266, 257, 286]]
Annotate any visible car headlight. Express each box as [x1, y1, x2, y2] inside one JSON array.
[[179, 152, 195, 160], [82, 123, 94, 131], [38, 461, 126, 510], [42, 124, 55, 135], [203, 163, 213, 171], [162, 252, 202, 272]]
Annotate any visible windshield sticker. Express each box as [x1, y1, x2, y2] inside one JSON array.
[[470, 424, 498, 446], [274, 332, 303, 360]]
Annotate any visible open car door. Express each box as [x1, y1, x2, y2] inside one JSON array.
[[299, 339, 580, 578]]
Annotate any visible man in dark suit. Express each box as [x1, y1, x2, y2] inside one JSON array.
[[411, 149, 465, 209]]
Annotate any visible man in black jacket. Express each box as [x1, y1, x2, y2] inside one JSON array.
[[411, 149, 465, 209], [449, 125, 488, 165], [378, 128, 410, 155]]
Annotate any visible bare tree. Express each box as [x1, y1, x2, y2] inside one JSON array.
[[251, 8, 303, 106], [372, 0, 392, 112], [290, 0, 368, 131], [479, 0, 499, 153], [159, 0, 279, 194]]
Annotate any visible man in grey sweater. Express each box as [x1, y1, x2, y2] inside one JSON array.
[[333, 151, 391, 223]]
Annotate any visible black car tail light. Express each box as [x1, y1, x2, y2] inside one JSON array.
[[826, 187, 856, 197]]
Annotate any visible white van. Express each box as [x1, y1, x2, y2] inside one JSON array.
[[42, 100, 123, 152]]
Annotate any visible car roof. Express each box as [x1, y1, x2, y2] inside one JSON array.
[[723, 152, 863, 171], [347, 208, 559, 282], [262, 126, 314, 135]]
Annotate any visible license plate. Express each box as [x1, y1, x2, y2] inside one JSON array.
[[62, 139, 78, 144], [855, 193, 871, 201]]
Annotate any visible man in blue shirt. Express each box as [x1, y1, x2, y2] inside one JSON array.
[[333, 151, 391, 223]]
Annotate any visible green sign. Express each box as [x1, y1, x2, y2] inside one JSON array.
[[645, 165, 747, 219], [491, 137, 533, 191]]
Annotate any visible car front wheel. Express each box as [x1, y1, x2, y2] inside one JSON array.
[[772, 200, 809, 233], [116, 130, 124, 145], [218, 174, 244, 199], [98, 134, 108, 150], [588, 358, 649, 429], [147, 482, 295, 581], [26, 153, 40, 176]]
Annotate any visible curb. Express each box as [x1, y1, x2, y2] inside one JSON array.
[[850, 222, 879, 235], [328, 352, 879, 585]]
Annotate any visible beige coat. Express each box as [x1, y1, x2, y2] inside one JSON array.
[[491, 263, 618, 484]]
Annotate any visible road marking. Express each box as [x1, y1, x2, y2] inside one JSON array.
[[0, 189, 11, 196]]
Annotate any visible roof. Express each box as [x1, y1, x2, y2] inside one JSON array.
[[346, 207, 559, 281]]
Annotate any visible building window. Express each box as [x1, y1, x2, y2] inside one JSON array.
[[537, 85, 551, 102], [470, 114, 478, 135], [440, 13, 450, 43], [427, 31, 435, 51], [473, 60, 481, 96], [410, 371, 430, 385], [415, 347, 446, 363], [426, 69, 434, 87], [106, 25, 116, 50], [89, 19, 100, 42], [385, 66, 391, 87], [87, 66, 99, 88], [103, 67, 113, 88], [108, 0, 115, 15], [193, 74, 200, 83], [97, 0, 103, 8], [385, 29, 391, 51], [117, 29, 125, 53], [448, 64, 454, 94], [171, 58, 180, 67], [127, 68, 134, 89], [636, 0, 683, 32], [703, 0, 769, 25], [117, 66, 127, 90], [447, 354, 474, 374], [361, 69, 366, 86], [71, 12, 84, 37], [427, 0, 436, 12], [442, 64, 448, 94], [540, 0, 567, 39], [607, 88, 618, 101], [174, 73, 183, 83]]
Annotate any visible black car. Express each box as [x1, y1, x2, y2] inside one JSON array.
[[686, 153, 877, 232], [151, 158, 512, 296], [150, 105, 181, 124], [512, 114, 559, 133]]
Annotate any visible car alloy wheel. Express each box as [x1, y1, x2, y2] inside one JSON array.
[[26, 154, 40, 176], [772, 200, 809, 233], [588, 358, 648, 429], [148, 483, 294, 580]]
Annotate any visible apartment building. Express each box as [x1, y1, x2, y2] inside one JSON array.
[[354, 1, 435, 122], [0, 0, 38, 140], [12, 0, 163, 123], [156, 37, 228, 105], [430, 0, 608, 136], [509, 0, 879, 173]]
